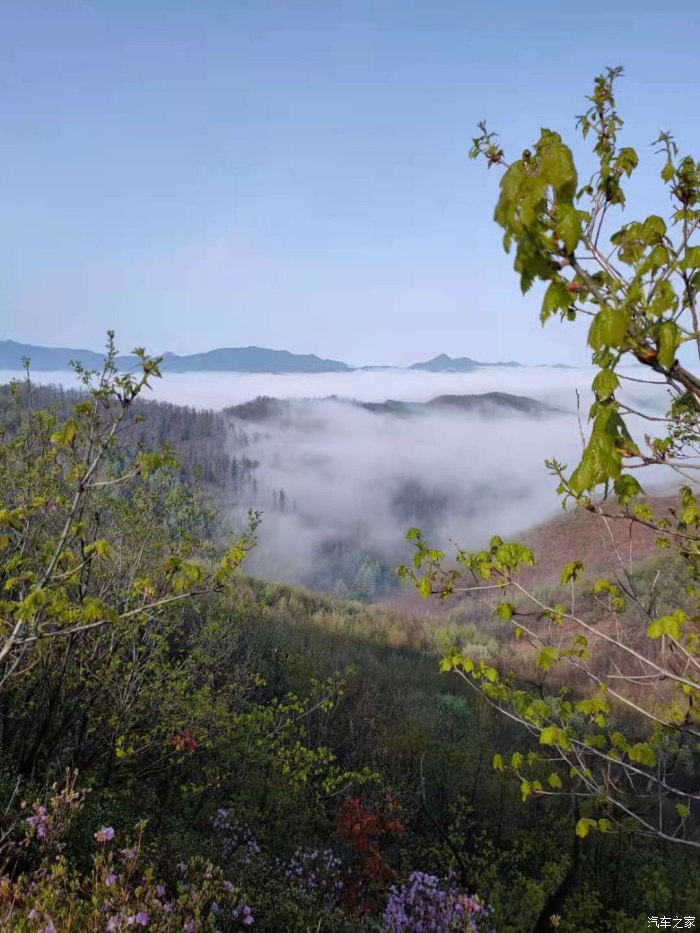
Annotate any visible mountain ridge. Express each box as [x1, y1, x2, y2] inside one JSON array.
[[0, 341, 351, 374], [225, 392, 568, 420], [0, 340, 571, 373]]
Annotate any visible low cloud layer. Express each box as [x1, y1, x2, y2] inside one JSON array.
[[230, 396, 578, 585], [6, 366, 672, 595]]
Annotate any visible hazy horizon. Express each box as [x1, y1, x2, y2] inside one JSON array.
[[0, 364, 594, 410]]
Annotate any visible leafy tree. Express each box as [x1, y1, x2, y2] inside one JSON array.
[[401, 68, 700, 848], [0, 334, 258, 692]]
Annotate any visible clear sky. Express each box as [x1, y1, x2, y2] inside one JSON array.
[[1, 0, 698, 366]]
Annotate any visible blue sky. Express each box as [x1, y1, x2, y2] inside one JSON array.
[[1, 0, 698, 366]]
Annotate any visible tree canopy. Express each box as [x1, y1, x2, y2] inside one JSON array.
[[402, 68, 700, 849]]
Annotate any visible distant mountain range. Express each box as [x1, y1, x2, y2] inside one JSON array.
[[0, 341, 351, 374], [0, 341, 570, 374]]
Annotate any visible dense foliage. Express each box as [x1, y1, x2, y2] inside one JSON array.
[[0, 353, 697, 930], [401, 68, 700, 859]]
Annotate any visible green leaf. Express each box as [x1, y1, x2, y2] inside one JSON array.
[[418, 577, 432, 598], [683, 245, 700, 270], [496, 601, 516, 620], [561, 560, 584, 584], [632, 501, 653, 521], [539, 726, 559, 745], [547, 772, 563, 789], [627, 742, 657, 767], [541, 280, 571, 322], [657, 321, 678, 370], [588, 307, 629, 351], [535, 646, 560, 670], [539, 138, 577, 200], [615, 146, 639, 177], [592, 369, 619, 400], [492, 753, 504, 772], [539, 725, 570, 749], [614, 474, 642, 506], [50, 420, 78, 446], [556, 204, 583, 252], [641, 215, 667, 242], [647, 610, 685, 641]]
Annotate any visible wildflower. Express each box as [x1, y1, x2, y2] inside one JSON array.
[[124, 848, 136, 861], [383, 872, 490, 932], [95, 826, 115, 843], [156, 884, 166, 898], [184, 923, 195, 933], [105, 872, 117, 887], [26, 805, 48, 838], [126, 911, 149, 927]]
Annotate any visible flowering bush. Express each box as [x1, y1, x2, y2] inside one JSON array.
[[276, 847, 346, 910], [211, 809, 261, 865], [0, 850, 254, 931], [383, 872, 491, 933], [0, 780, 255, 931], [11, 770, 85, 860]]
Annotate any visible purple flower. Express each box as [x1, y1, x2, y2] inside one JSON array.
[[27, 909, 39, 920], [104, 872, 117, 887], [383, 872, 489, 932], [184, 923, 195, 933], [95, 826, 115, 843], [106, 919, 120, 932], [126, 912, 149, 927], [156, 885, 166, 898], [124, 848, 136, 861]]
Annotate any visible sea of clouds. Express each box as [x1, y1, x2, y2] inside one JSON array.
[[2, 365, 673, 588]]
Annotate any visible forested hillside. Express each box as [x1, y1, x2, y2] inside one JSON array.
[[0, 345, 698, 932]]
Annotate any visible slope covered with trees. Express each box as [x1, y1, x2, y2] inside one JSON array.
[[0, 349, 697, 931]]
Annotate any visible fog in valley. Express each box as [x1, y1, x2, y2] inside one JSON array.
[[3, 365, 671, 599]]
